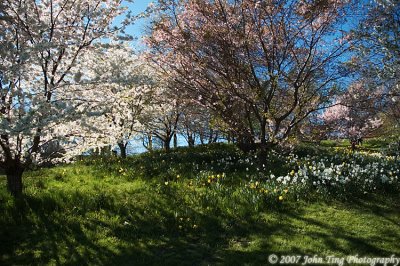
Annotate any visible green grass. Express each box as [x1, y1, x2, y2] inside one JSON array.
[[1, 144, 399, 265], [319, 138, 392, 152]]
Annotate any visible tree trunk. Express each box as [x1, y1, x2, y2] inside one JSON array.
[[212, 132, 219, 143], [260, 119, 267, 147], [395, 139, 400, 162], [208, 129, 214, 144], [165, 140, 171, 152], [227, 133, 231, 143], [173, 133, 178, 149], [143, 134, 153, 151], [188, 135, 195, 147], [118, 142, 127, 159], [164, 135, 171, 153], [148, 134, 153, 151], [199, 132, 205, 145], [6, 166, 24, 197], [258, 141, 268, 169]]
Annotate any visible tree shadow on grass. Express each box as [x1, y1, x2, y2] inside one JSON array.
[[285, 214, 396, 256], [1, 191, 399, 266], [0, 195, 120, 265], [345, 194, 400, 227]]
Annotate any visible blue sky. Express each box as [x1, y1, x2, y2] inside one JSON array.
[[123, 0, 154, 48]]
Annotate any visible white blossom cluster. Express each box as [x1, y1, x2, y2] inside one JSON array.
[[274, 152, 399, 193]]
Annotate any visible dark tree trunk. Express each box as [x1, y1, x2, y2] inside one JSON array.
[[208, 129, 214, 144], [143, 134, 153, 151], [227, 133, 232, 143], [258, 141, 269, 169], [237, 131, 256, 152], [148, 134, 153, 151], [165, 140, 171, 152], [173, 133, 178, 148], [260, 120, 267, 147], [6, 165, 24, 197], [199, 132, 205, 145], [164, 135, 171, 152], [212, 132, 219, 143], [118, 142, 127, 159], [188, 135, 195, 147]]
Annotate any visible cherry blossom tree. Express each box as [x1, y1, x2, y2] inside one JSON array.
[[146, 0, 352, 153], [140, 85, 181, 152], [0, 0, 136, 196], [349, 0, 399, 149], [77, 44, 157, 158], [321, 82, 383, 140], [179, 104, 219, 147], [351, 0, 399, 93]]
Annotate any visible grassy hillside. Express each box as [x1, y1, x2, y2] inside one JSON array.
[[1, 144, 399, 265]]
